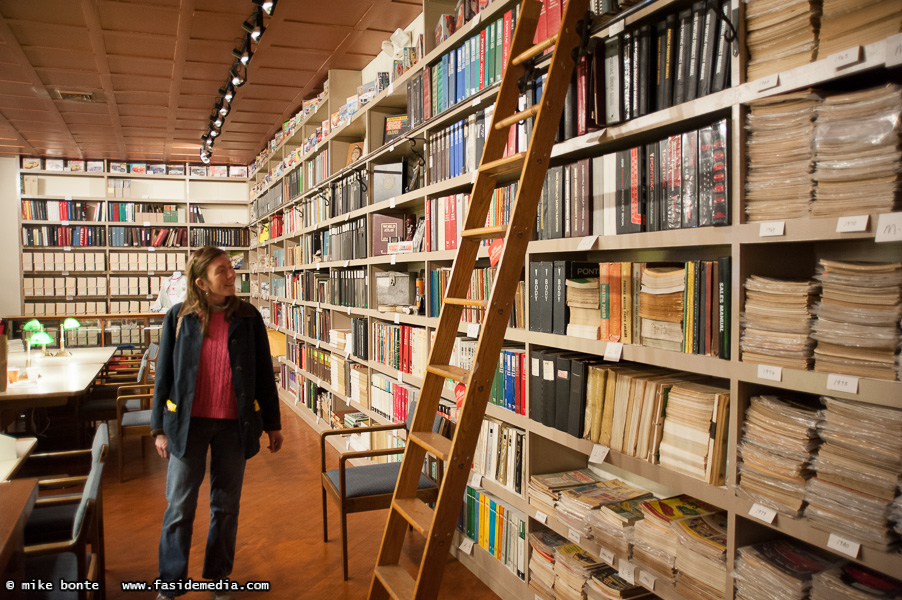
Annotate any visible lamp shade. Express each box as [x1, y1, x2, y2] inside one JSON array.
[[62, 318, 80, 330], [22, 319, 42, 332], [29, 331, 53, 346]]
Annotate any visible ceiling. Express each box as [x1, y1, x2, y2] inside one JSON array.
[[0, 0, 422, 165]]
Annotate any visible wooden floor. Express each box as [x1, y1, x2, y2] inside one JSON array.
[[101, 402, 501, 599]]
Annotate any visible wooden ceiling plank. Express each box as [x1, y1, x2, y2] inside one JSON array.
[[0, 110, 36, 155]]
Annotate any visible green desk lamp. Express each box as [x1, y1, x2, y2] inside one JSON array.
[[56, 318, 80, 357], [28, 331, 53, 362], [22, 319, 42, 367]]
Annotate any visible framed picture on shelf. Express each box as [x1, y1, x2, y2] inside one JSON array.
[[346, 142, 365, 166]]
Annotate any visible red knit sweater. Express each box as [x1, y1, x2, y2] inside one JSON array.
[[190, 311, 238, 420]]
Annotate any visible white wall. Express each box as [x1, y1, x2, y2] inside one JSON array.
[[0, 157, 21, 316]]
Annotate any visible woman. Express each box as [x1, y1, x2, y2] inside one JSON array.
[[150, 246, 283, 600]]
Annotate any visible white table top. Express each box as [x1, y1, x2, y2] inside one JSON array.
[[0, 346, 117, 405], [0, 437, 37, 481]]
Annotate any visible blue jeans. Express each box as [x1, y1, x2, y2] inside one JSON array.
[[158, 417, 246, 592]]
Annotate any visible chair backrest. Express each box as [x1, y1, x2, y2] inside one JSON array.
[[72, 459, 104, 540], [137, 342, 160, 383], [91, 423, 109, 464]]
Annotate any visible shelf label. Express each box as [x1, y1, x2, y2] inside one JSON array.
[[389, 197, 396, 209], [390, 254, 397, 265], [65, 295, 74, 301], [345, 212, 350, 221], [143, 221, 151, 227], [836, 215, 868, 233], [344, 260, 350, 268], [831, 46, 862, 70], [146, 294, 154, 300], [393, 313, 400, 324], [148, 246, 155, 252], [469, 473, 483, 488], [61, 220, 69, 227], [597, 546, 615, 565], [387, 83, 394, 95], [470, 171, 477, 184], [534, 511, 548, 524], [755, 74, 780, 93], [617, 561, 636, 585], [466, 323, 480, 338], [62, 271, 70, 276], [316, 415, 320, 425], [749, 503, 777, 524], [347, 306, 352, 315], [470, 13, 481, 31], [887, 34, 902, 68], [389, 144, 395, 153], [638, 570, 656, 591], [603, 342, 623, 362], [63, 246, 72, 252], [316, 262, 321, 270], [827, 533, 860, 558], [567, 529, 581, 544], [576, 235, 597, 251], [609, 20, 624, 35], [315, 339, 321, 348], [397, 370, 404, 385], [65, 195, 72, 201], [142, 194, 150, 199], [590, 444, 610, 465], [148, 271, 155, 276], [759, 221, 785, 237], [876, 212, 902, 242], [827, 373, 859, 394], [757, 364, 783, 382], [471, 97, 481, 108], [459, 537, 475, 555]]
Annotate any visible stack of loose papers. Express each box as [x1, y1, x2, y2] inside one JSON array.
[[587, 497, 648, 557], [585, 566, 652, 600], [738, 395, 823, 516], [673, 512, 728, 600], [818, 0, 902, 59], [554, 543, 608, 600], [811, 259, 902, 381], [529, 530, 569, 600], [567, 278, 601, 340], [631, 495, 719, 582], [813, 84, 902, 217], [805, 396, 902, 551], [556, 478, 653, 538], [638, 265, 685, 352], [740, 275, 820, 370], [733, 540, 834, 600], [811, 563, 902, 600], [658, 381, 730, 485], [529, 468, 602, 516], [745, 91, 821, 221], [744, 0, 821, 81]]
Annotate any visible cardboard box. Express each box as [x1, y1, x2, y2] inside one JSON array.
[[45, 159, 64, 172], [22, 254, 33, 271]]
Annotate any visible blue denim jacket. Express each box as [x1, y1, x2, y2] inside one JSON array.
[[150, 301, 281, 460]]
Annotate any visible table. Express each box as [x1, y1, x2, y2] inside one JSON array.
[[0, 478, 38, 600], [0, 437, 37, 481]]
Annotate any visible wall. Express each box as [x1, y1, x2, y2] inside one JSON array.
[[0, 157, 21, 316]]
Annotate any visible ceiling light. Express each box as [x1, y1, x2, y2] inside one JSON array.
[[214, 115, 223, 127], [200, 151, 211, 164], [219, 102, 230, 117], [242, 9, 265, 42], [210, 127, 220, 138], [230, 63, 246, 87], [219, 83, 235, 102], [253, 0, 277, 16], [232, 35, 253, 65]]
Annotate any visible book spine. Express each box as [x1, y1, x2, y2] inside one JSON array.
[[599, 262, 610, 341], [608, 262, 621, 342]]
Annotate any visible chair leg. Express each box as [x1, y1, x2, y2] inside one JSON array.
[[322, 486, 328, 542], [340, 507, 349, 581], [117, 431, 124, 483]]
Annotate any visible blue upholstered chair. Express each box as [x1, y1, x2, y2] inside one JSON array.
[[114, 343, 158, 482], [320, 400, 443, 580]]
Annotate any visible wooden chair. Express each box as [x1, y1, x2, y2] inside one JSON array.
[[114, 346, 157, 482], [320, 401, 444, 580]]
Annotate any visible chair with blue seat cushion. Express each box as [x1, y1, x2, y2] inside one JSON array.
[[320, 400, 444, 580], [24, 459, 105, 600], [114, 346, 157, 482]]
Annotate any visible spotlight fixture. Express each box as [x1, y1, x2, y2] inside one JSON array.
[[242, 8, 265, 42], [219, 83, 235, 102], [230, 62, 246, 87], [210, 127, 220, 138], [216, 97, 231, 118], [232, 35, 253, 65], [200, 151, 211, 164], [214, 115, 223, 128], [252, 0, 277, 16]]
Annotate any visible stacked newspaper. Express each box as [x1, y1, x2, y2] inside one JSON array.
[[745, 0, 821, 81], [733, 540, 835, 600], [529, 530, 569, 600], [673, 512, 728, 600], [554, 543, 609, 600], [585, 565, 651, 600], [529, 468, 602, 516], [810, 563, 902, 600], [556, 478, 652, 539]]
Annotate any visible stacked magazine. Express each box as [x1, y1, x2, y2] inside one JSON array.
[[554, 543, 609, 600], [529, 468, 602, 516], [673, 512, 729, 600], [638, 266, 685, 352], [810, 563, 902, 600], [733, 540, 835, 600], [528, 530, 569, 600], [740, 275, 820, 370], [567, 278, 601, 340], [585, 565, 651, 600], [658, 381, 730, 485], [818, 0, 902, 58], [586, 497, 648, 557], [556, 478, 652, 540], [745, 0, 821, 81]]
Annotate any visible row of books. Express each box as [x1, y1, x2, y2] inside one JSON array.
[[301, 345, 332, 385], [472, 417, 525, 495], [22, 225, 106, 248], [459, 486, 527, 582], [370, 372, 420, 424], [108, 203, 184, 224], [371, 322, 429, 378], [306, 148, 329, 189], [271, 302, 332, 343], [188, 228, 250, 248], [329, 169, 367, 217], [426, 108, 489, 185], [108, 226, 187, 248], [328, 268, 368, 308], [425, 193, 467, 252], [323, 217, 367, 262], [21, 200, 99, 222], [24, 301, 109, 318], [447, 337, 527, 416]]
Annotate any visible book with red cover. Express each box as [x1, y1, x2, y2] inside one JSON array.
[[545, 0, 561, 37], [609, 262, 621, 342], [576, 54, 588, 137], [479, 29, 487, 91], [533, 0, 547, 44], [502, 9, 512, 77]]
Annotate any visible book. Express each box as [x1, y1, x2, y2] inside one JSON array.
[[383, 114, 410, 145]]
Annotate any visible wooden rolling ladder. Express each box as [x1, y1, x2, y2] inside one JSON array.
[[369, 0, 591, 597]]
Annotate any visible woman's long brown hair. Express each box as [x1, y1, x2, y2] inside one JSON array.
[[178, 246, 240, 337]]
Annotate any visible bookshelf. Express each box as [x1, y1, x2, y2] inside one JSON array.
[[17, 162, 251, 318], [248, 0, 902, 598]]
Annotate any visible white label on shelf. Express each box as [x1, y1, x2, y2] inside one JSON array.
[[61, 220, 69, 227], [470, 13, 481, 30], [148, 271, 155, 276], [759, 221, 785, 237], [755, 74, 780, 93], [534, 511, 548, 524], [393, 313, 400, 324], [316, 415, 320, 425], [603, 342, 623, 362], [66, 295, 74, 301], [316, 302, 321, 310], [576, 235, 597, 251], [831, 46, 862, 69], [617, 561, 636, 585], [638, 570, 656, 591], [397, 370, 405, 385], [347, 307, 352, 315], [63, 246, 72, 252], [315, 340, 321, 348], [65, 195, 72, 201], [469, 473, 483, 488], [597, 546, 615, 565], [345, 350, 351, 359], [390, 254, 397, 265], [387, 83, 394, 95], [836, 215, 868, 233], [459, 537, 475, 555], [62, 271, 69, 276], [887, 34, 902, 67], [344, 260, 350, 268], [470, 171, 477, 184], [757, 364, 783, 382], [389, 144, 395, 153], [148, 247, 155, 252], [827, 373, 859, 394], [609, 20, 624, 35], [146, 294, 154, 300], [389, 197, 396, 208], [143, 221, 151, 227], [749, 503, 778, 524], [827, 533, 860, 558], [345, 212, 350, 222], [543, 360, 554, 381], [316, 262, 321, 270], [472, 97, 481, 108], [567, 529, 581, 544], [466, 323, 480, 338], [590, 444, 610, 465], [876, 212, 902, 242]]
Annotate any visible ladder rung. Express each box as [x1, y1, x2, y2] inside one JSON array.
[[409, 431, 453, 462], [460, 225, 508, 240], [426, 364, 470, 383], [374, 565, 416, 600], [494, 105, 540, 131], [393, 497, 435, 537], [511, 34, 558, 66], [443, 297, 487, 309], [478, 152, 526, 177]]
